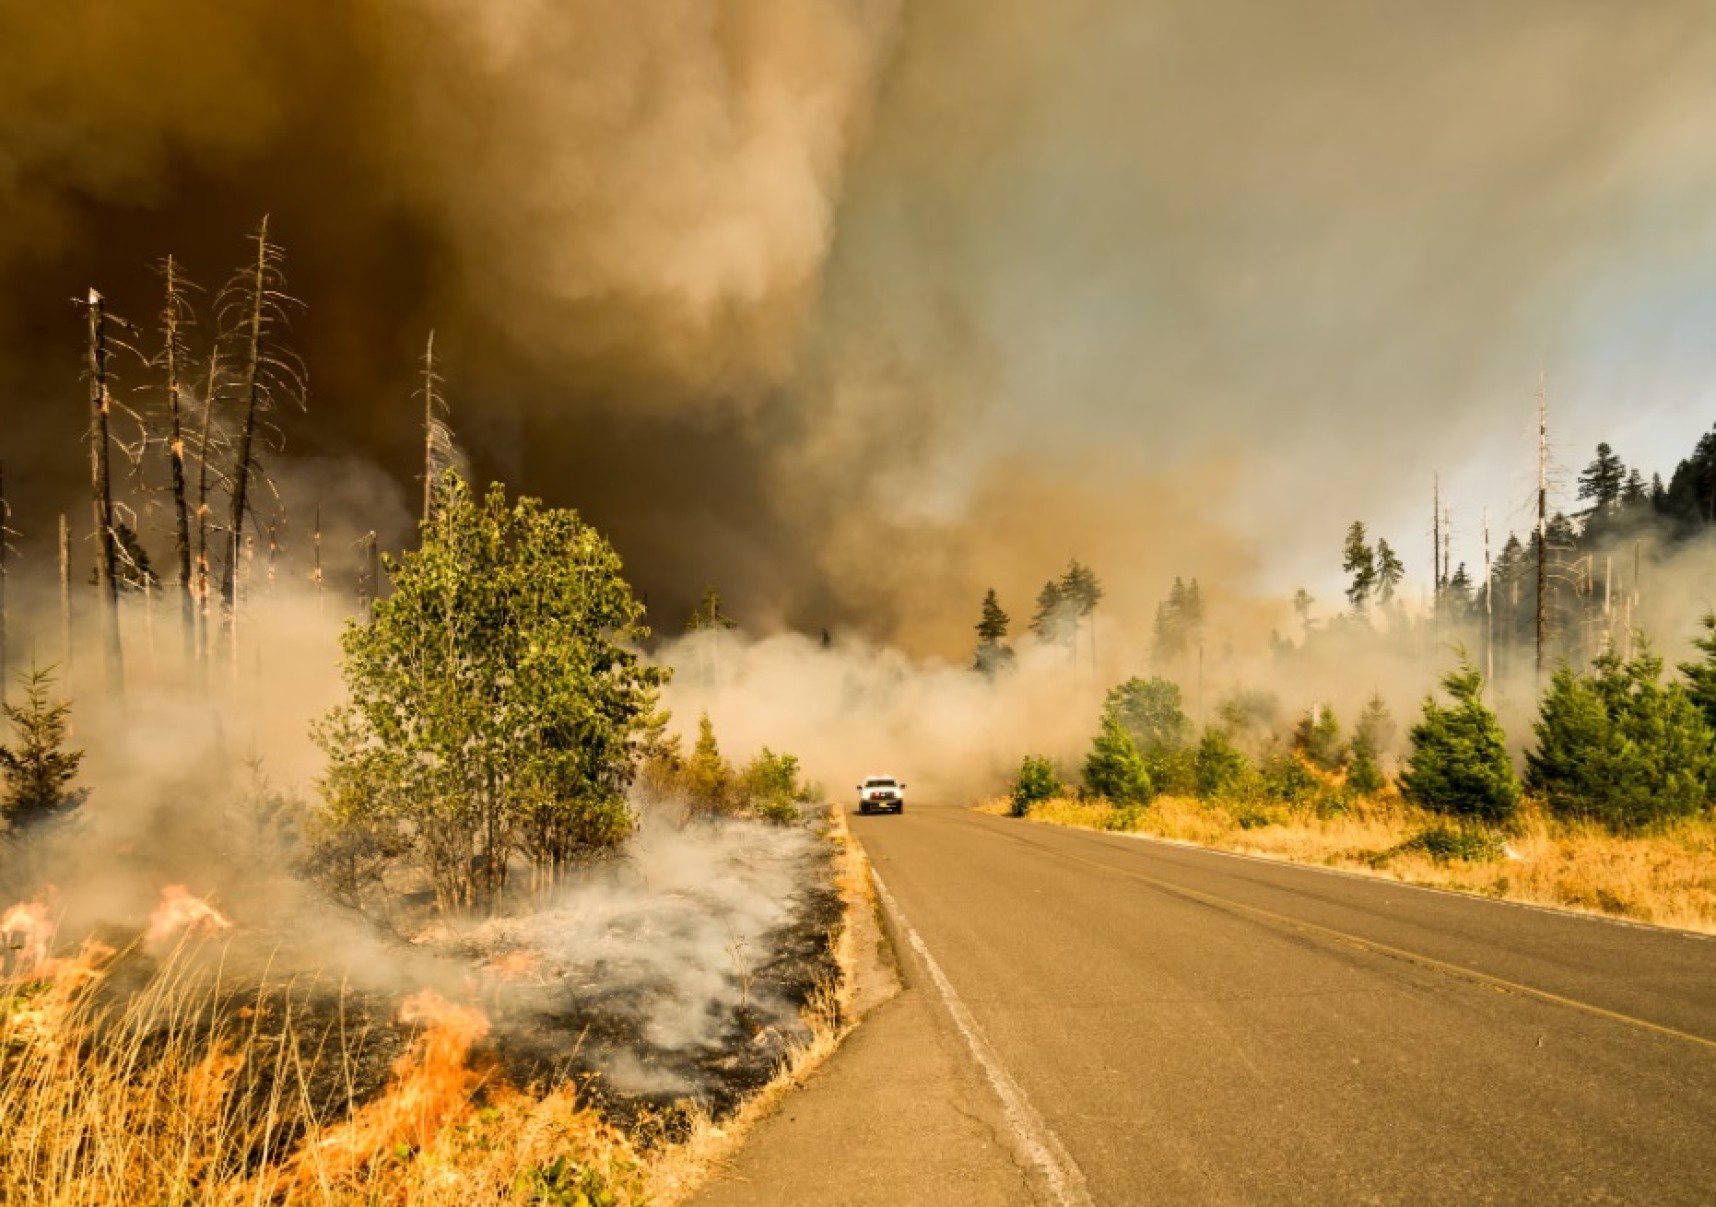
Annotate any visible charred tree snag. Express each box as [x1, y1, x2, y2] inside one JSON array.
[[159, 256, 196, 659], [58, 515, 72, 676], [83, 289, 124, 693], [217, 217, 304, 646]]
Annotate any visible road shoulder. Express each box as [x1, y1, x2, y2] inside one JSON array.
[[687, 826, 1034, 1207]]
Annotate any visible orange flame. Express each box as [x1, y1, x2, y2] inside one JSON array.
[[1, 897, 57, 970], [298, 991, 491, 1185], [0, 892, 113, 1049], [145, 885, 232, 944]]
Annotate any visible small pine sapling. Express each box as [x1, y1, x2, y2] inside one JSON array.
[[1401, 658, 1519, 824], [0, 663, 85, 832]]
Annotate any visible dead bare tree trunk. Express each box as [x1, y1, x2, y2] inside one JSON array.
[[1482, 508, 1493, 688], [222, 219, 269, 616], [1536, 372, 1549, 681], [217, 217, 305, 648], [58, 515, 72, 676], [1432, 471, 1441, 617], [161, 255, 196, 659], [85, 288, 124, 693], [194, 344, 218, 670]]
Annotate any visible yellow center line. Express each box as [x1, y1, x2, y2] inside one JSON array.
[[1002, 820, 1716, 1055]]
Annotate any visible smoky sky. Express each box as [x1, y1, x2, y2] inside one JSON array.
[[6, 0, 1716, 654]]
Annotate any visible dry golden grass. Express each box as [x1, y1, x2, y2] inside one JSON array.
[[0, 936, 647, 1205], [983, 793, 1716, 934], [0, 809, 872, 1205]]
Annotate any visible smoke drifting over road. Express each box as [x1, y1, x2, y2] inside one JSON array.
[[6, 2, 1716, 653]]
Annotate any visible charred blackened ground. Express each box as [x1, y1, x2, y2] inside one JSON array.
[[461, 812, 844, 1131]]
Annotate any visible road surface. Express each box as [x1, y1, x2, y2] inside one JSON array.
[[694, 799, 1716, 1205]]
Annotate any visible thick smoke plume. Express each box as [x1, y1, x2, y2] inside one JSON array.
[[8, 3, 1716, 656]]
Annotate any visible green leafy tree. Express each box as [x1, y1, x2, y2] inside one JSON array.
[[0, 663, 84, 832], [1526, 644, 1713, 832], [973, 588, 1016, 677], [1400, 659, 1519, 823], [1083, 713, 1153, 805], [312, 475, 666, 912], [1103, 677, 1193, 757], [1010, 755, 1063, 817], [1342, 522, 1377, 614]]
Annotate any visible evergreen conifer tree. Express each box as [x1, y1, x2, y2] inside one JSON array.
[[0, 663, 84, 831], [1348, 693, 1393, 794], [1342, 522, 1376, 613], [1401, 659, 1519, 823], [686, 587, 737, 632], [1527, 644, 1712, 831], [1293, 705, 1346, 771], [973, 588, 1016, 676], [1577, 442, 1628, 512], [1679, 612, 1716, 735], [1375, 540, 1404, 606], [1029, 579, 1076, 648]]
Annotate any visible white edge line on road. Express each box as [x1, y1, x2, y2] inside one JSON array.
[[870, 868, 1094, 1207]]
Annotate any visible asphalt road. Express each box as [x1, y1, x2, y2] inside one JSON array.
[[826, 799, 1716, 1205]]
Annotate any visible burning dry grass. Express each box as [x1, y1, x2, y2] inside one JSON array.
[[0, 812, 871, 1205], [987, 794, 1716, 934], [0, 921, 646, 1205]]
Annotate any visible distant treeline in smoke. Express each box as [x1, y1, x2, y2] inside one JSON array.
[[1332, 431, 1716, 678]]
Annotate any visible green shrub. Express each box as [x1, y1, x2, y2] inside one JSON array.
[[1194, 730, 1253, 799], [1398, 824, 1504, 864], [740, 746, 811, 826], [1228, 800, 1281, 830], [1144, 746, 1198, 797], [1293, 705, 1347, 772], [1401, 659, 1519, 823], [1261, 753, 1318, 804], [1102, 803, 1151, 831], [1010, 755, 1063, 817], [1083, 714, 1154, 805]]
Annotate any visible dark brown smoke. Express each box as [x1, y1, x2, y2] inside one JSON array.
[[5, 1, 1716, 656]]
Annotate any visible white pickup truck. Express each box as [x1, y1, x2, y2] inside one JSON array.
[[856, 775, 905, 815]]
